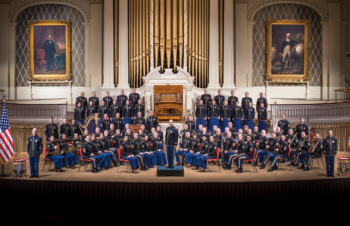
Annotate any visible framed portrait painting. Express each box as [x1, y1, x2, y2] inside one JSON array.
[[266, 19, 310, 81], [28, 20, 72, 81]]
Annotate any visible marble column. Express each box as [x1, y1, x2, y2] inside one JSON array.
[[103, 0, 115, 88], [222, 0, 235, 89], [207, 0, 221, 89], [117, 0, 130, 89]]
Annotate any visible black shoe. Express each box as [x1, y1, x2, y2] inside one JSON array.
[[293, 164, 298, 167], [97, 168, 101, 172], [260, 164, 265, 169], [252, 162, 257, 166], [92, 169, 98, 173], [170, 166, 174, 169], [192, 167, 199, 170], [236, 168, 243, 173], [327, 175, 331, 177], [297, 165, 304, 169], [302, 167, 309, 171], [132, 171, 139, 174], [330, 175, 334, 177], [29, 175, 35, 178], [36, 176, 39, 178], [166, 166, 172, 168], [224, 166, 231, 170], [273, 165, 279, 170], [141, 167, 147, 171], [176, 162, 181, 166], [223, 164, 228, 168], [267, 168, 274, 172]]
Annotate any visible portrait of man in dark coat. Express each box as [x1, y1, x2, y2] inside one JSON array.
[[43, 34, 56, 72]]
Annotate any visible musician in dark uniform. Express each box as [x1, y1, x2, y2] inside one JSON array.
[[146, 110, 158, 133], [122, 99, 133, 125], [112, 113, 124, 131], [214, 89, 225, 108], [141, 135, 157, 168], [131, 133, 148, 171], [72, 133, 82, 154], [253, 130, 268, 166], [296, 117, 309, 139], [98, 100, 108, 129], [223, 134, 244, 170], [192, 135, 208, 170], [60, 134, 78, 168], [184, 133, 200, 167], [151, 132, 167, 165], [179, 124, 190, 144], [74, 102, 85, 124], [245, 102, 255, 131], [76, 91, 88, 112], [117, 89, 128, 108], [302, 133, 323, 171], [133, 99, 145, 118], [220, 100, 231, 132], [258, 103, 267, 132], [232, 101, 244, 131], [176, 131, 192, 165], [244, 129, 256, 143], [228, 90, 239, 121], [89, 91, 99, 108], [44, 117, 59, 141], [82, 129, 89, 141], [70, 119, 81, 138], [195, 99, 207, 131], [208, 99, 220, 132], [156, 125, 164, 141], [28, 128, 43, 178], [101, 114, 111, 133], [197, 136, 218, 172], [228, 122, 237, 135], [259, 132, 279, 169], [185, 115, 196, 133], [323, 130, 337, 177], [221, 132, 235, 168], [82, 135, 101, 173], [46, 135, 68, 172], [86, 101, 97, 118], [293, 132, 310, 168], [110, 99, 122, 119], [234, 135, 255, 173], [103, 91, 113, 110], [134, 112, 146, 125], [256, 92, 268, 112], [252, 126, 261, 141], [165, 120, 179, 168], [129, 88, 140, 108], [286, 129, 298, 163], [59, 118, 71, 137], [267, 135, 289, 172], [201, 89, 212, 110], [277, 114, 290, 135], [241, 92, 252, 120], [108, 124, 117, 137]]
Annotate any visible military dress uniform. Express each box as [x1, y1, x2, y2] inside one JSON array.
[[254, 136, 269, 165], [133, 103, 145, 118], [122, 104, 133, 125], [44, 123, 59, 141], [90, 140, 110, 169], [192, 139, 208, 168], [296, 123, 308, 139], [268, 140, 289, 171], [293, 137, 311, 167], [165, 126, 179, 167], [82, 141, 101, 172], [151, 136, 167, 165], [74, 107, 85, 124], [259, 138, 279, 168], [27, 135, 43, 177], [245, 107, 255, 131], [227, 140, 246, 167], [256, 97, 268, 112], [220, 105, 231, 132], [208, 104, 220, 132], [59, 123, 71, 137], [157, 130, 164, 141], [131, 138, 147, 169], [112, 118, 124, 131], [234, 141, 255, 172], [88, 97, 99, 108], [134, 117, 146, 125], [252, 131, 261, 141], [119, 142, 140, 170], [184, 138, 200, 165], [60, 140, 78, 166], [232, 106, 244, 131], [146, 115, 159, 132], [258, 107, 267, 132], [108, 129, 117, 137], [103, 96, 113, 110], [176, 137, 192, 165], [197, 142, 218, 170], [129, 93, 140, 108], [241, 97, 252, 120], [195, 104, 207, 131], [117, 94, 128, 108], [214, 95, 225, 108], [185, 120, 196, 133], [140, 139, 157, 168], [323, 136, 337, 176], [76, 96, 88, 111], [70, 123, 81, 137], [303, 138, 323, 170], [277, 119, 290, 136], [86, 106, 97, 118], [228, 96, 239, 120], [101, 119, 111, 132], [110, 104, 122, 119], [46, 141, 67, 170], [201, 94, 212, 109], [98, 105, 109, 129]]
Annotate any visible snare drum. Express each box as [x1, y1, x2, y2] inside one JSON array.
[[13, 159, 26, 178], [337, 157, 350, 176]]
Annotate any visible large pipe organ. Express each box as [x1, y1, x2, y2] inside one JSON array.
[[120, 0, 210, 88]]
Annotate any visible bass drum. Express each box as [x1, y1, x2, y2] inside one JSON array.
[[13, 159, 26, 178]]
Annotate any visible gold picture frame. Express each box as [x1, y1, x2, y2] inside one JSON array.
[[28, 20, 72, 81], [266, 19, 310, 81]]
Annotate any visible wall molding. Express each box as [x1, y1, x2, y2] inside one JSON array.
[[341, 0, 350, 21], [10, 0, 90, 22], [247, 0, 328, 22], [89, 0, 103, 3], [0, 0, 11, 4]]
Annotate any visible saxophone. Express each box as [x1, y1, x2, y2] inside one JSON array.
[[310, 137, 322, 153], [288, 133, 297, 147]]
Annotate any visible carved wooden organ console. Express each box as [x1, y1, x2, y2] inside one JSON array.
[[154, 85, 183, 121]]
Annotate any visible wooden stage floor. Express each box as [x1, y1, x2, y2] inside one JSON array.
[[2, 151, 350, 183]]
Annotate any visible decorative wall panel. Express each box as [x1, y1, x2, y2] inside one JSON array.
[[16, 4, 85, 87], [252, 4, 322, 86]]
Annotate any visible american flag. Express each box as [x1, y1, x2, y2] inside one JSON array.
[[0, 100, 14, 164]]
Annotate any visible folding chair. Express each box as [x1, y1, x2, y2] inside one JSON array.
[[242, 149, 258, 173], [78, 148, 93, 172], [206, 148, 221, 173], [277, 147, 293, 171], [42, 148, 53, 172], [116, 148, 131, 173], [311, 151, 326, 170]]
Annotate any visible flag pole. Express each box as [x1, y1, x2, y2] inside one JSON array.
[[0, 89, 10, 177]]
